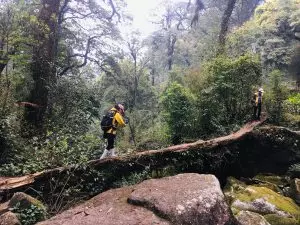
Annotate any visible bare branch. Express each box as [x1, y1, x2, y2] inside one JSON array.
[[15, 101, 43, 108], [63, 13, 93, 22], [59, 0, 70, 23], [107, 0, 121, 21], [58, 36, 100, 76]]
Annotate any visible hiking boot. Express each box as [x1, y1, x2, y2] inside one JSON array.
[[110, 148, 117, 157], [100, 149, 109, 159]]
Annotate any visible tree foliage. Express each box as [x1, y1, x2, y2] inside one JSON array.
[[228, 0, 300, 74], [265, 70, 289, 124], [161, 82, 194, 144], [187, 54, 262, 136]]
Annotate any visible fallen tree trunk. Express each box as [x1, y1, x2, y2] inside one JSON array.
[[1, 121, 299, 214], [0, 120, 263, 191]]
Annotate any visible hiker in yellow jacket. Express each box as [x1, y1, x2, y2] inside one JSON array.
[[252, 88, 264, 120], [100, 103, 126, 159]]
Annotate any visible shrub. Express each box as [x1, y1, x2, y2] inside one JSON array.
[[0, 131, 103, 176], [161, 82, 194, 144], [286, 93, 300, 115], [264, 70, 288, 124], [13, 202, 46, 225]]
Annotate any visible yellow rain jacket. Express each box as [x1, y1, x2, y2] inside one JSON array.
[[106, 107, 126, 135], [253, 92, 263, 106]]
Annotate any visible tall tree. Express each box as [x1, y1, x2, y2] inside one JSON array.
[[0, 3, 13, 75], [164, 2, 190, 70], [289, 46, 300, 89], [26, 0, 60, 128], [0, 2, 15, 111], [232, 0, 262, 26], [126, 32, 144, 110], [25, 0, 124, 130], [218, 0, 237, 55]]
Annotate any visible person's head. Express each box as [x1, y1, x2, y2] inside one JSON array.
[[258, 88, 264, 93], [115, 103, 125, 115]]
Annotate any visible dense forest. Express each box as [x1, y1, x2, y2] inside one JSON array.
[[0, 0, 300, 224], [0, 0, 299, 172]]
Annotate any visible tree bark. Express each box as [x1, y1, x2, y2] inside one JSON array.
[[167, 34, 176, 70], [235, 0, 261, 26], [25, 0, 60, 129], [217, 0, 237, 55]]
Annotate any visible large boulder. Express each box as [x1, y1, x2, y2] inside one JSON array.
[[38, 173, 237, 225], [0, 202, 8, 215], [128, 173, 236, 225], [8, 192, 46, 211], [0, 211, 21, 225], [38, 187, 170, 225]]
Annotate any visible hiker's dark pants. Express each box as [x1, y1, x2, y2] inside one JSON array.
[[104, 133, 116, 150], [253, 103, 262, 120]]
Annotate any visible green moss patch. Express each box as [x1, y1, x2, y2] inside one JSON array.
[[235, 186, 300, 216], [254, 174, 289, 186], [264, 214, 300, 225]]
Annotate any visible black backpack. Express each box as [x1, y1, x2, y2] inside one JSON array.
[[100, 110, 116, 132], [258, 92, 262, 104]]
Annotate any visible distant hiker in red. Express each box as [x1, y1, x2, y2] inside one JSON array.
[[100, 103, 126, 159], [252, 88, 264, 120]]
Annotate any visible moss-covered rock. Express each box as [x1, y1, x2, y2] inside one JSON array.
[[8, 192, 47, 225], [234, 186, 300, 215], [224, 178, 300, 224], [8, 192, 46, 212], [264, 214, 300, 225], [253, 174, 289, 187], [235, 210, 271, 225], [253, 174, 290, 193], [289, 178, 300, 205]]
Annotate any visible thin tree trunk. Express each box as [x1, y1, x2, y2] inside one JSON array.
[[2, 28, 10, 112], [167, 34, 176, 70], [0, 63, 7, 75], [128, 119, 137, 147], [151, 68, 155, 86]]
